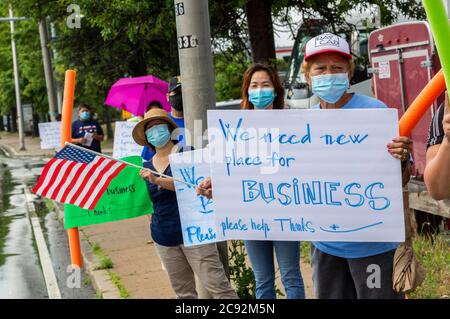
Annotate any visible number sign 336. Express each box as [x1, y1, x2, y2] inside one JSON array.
[[177, 35, 199, 49]]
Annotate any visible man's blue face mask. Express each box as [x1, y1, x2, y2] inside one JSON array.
[[145, 124, 170, 148], [311, 73, 349, 104], [80, 111, 90, 121], [248, 88, 276, 109]]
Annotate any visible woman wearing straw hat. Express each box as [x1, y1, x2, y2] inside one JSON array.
[[132, 108, 237, 299]]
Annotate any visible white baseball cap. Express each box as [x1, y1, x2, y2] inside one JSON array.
[[304, 33, 352, 61]]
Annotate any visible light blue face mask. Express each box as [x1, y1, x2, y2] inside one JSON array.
[[145, 124, 171, 148], [248, 88, 276, 109], [311, 73, 349, 104], [80, 111, 90, 121]]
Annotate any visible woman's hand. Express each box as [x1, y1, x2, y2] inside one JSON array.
[[140, 169, 159, 184], [196, 176, 212, 199], [387, 136, 412, 162]]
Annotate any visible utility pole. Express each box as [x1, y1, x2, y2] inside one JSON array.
[[446, 0, 450, 18], [174, 0, 228, 299], [39, 17, 58, 121], [174, 0, 215, 149], [7, 4, 25, 150], [50, 22, 63, 114]]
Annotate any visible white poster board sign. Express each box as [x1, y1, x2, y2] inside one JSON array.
[[207, 109, 405, 242], [169, 149, 222, 246], [112, 121, 144, 158], [38, 122, 61, 149]]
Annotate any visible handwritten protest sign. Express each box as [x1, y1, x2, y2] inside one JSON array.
[[112, 121, 144, 158], [64, 156, 152, 228], [169, 149, 222, 246], [207, 109, 405, 242], [38, 122, 61, 149]]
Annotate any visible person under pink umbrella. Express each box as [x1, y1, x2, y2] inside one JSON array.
[[105, 75, 171, 115], [141, 76, 186, 161]]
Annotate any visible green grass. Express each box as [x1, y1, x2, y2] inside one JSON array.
[[89, 240, 130, 298], [300, 241, 311, 264], [98, 256, 114, 270], [43, 198, 56, 212], [109, 271, 131, 299], [92, 242, 114, 270], [299, 238, 449, 299], [92, 242, 101, 254], [95, 291, 103, 299], [83, 274, 92, 286], [409, 234, 449, 299]]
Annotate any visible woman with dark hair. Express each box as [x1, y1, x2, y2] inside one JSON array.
[[240, 63, 285, 110], [241, 63, 305, 299], [133, 108, 237, 299], [199, 63, 305, 299]]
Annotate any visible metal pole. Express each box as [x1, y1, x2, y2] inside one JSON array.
[[447, 0, 450, 19], [39, 18, 58, 121], [174, 0, 229, 299], [174, 0, 215, 149], [9, 4, 25, 151], [50, 22, 63, 114]]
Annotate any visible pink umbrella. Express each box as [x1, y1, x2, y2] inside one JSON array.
[[105, 75, 171, 116]]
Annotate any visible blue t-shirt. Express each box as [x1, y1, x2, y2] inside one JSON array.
[[141, 113, 186, 161], [71, 119, 104, 153], [144, 157, 183, 247], [311, 93, 399, 258]]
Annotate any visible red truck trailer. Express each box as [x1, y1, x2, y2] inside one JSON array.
[[368, 21, 449, 231]]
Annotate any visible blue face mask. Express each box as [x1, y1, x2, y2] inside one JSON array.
[[248, 88, 276, 109], [311, 73, 349, 104], [145, 124, 171, 148], [80, 111, 90, 121]]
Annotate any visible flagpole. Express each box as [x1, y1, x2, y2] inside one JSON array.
[[65, 142, 202, 189], [61, 70, 83, 269]]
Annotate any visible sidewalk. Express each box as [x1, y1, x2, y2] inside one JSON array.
[[0, 131, 314, 299], [0, 131, 114, 157]]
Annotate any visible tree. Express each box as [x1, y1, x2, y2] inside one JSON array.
[[214, 51, 250, 101], [246, 0, 277, 65], [0, 0, 428, 125], [271, 0, 425, 37], [0, 7, 15, 120]]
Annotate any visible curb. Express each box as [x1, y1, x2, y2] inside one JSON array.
[[0, 143, 17, 158], [1, 140, 122, 299], [53, 203, 122, 299]]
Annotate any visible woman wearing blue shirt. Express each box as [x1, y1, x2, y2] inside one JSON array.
[[227, 63, 306, 299], [132, 108, 237, 299]]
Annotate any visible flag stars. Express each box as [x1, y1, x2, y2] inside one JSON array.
[[56, 145, 96, 163]]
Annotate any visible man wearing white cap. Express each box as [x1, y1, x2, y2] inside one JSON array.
[[301, 33, 412, 299]]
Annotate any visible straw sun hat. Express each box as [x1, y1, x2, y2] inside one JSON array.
[[132, 108, 178, 147]]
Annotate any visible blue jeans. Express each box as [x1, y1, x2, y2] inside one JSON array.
[[244, 240, 305, 299]]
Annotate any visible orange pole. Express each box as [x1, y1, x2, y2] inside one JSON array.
[[61, 70, 83, 268], [399, 69, 446, 136]]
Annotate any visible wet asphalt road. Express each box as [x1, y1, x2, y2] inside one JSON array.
[[0, 150, 95, 299]]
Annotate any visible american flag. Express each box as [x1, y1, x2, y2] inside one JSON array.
[[33, 145, 126, 210]]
